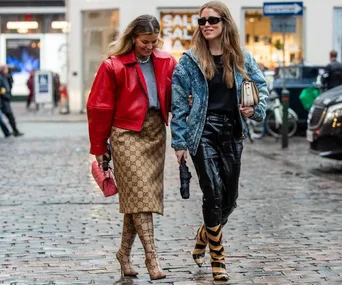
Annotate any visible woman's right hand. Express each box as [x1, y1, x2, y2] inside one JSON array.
[[175, 150, 188, 165], [95, 153, 109, 166], [95, 154, 105, 166]]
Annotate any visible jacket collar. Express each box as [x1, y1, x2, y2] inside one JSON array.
[[119, 49, 169, 65]]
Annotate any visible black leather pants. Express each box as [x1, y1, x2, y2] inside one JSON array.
[[191, 112, 243, 227]]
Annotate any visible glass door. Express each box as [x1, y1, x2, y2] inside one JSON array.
[[82, 9, 119, 111]]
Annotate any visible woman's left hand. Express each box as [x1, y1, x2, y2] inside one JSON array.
[[240, 105, 254, 118]]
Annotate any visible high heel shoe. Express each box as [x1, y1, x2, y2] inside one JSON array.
[[192, 224, 208, 267], [116, 249, 139, 277], [207, 224, 229, 281], [145, 250, 166, 280]]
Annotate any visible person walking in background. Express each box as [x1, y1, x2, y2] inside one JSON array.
[[0, 65, 23, 137], [171, 1, 268, 281], [87, 14, 176, 280], [0, 107, 11, 138], [52, 72, 61, 107], [323, 50, 342, 90], [26, 70, 35, 109]]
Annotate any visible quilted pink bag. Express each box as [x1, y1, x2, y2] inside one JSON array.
[[91, 161, 118, 197]]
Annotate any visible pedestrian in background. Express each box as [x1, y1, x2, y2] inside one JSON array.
[[26, 70, 35, 109], [0, 65, 23, 137], [171, 1, 268, 281], [52, 72, 61, 107], [323, 50, 342, 90], [87, 14, 176, 280]]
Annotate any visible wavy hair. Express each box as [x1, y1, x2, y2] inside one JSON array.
[[192, 1, 248, 87], [108, 14, 163, 57]]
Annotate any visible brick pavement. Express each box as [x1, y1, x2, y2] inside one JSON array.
[[0, 107, 341, 285]]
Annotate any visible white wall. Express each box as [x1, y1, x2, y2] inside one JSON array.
[[67, 0, 342, 112]]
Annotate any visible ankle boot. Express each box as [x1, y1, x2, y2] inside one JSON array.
[[192, 224, 208, 267], [116, 214, 138, 276], [133, 212, 166, 280], [206, 224, 229, 281]]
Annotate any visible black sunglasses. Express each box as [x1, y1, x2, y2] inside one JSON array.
[[197, 16, 224, 26]]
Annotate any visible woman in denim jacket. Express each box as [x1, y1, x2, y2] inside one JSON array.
[[171, 1, 268, 281]]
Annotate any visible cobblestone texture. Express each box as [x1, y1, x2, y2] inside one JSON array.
[[0, 107, 341, 285]]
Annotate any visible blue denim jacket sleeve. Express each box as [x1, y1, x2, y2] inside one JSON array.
[[171, 58, 191, 151], [244, 51, 269, 122]]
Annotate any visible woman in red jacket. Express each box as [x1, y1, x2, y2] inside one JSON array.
[[87, 14, 176, 280]]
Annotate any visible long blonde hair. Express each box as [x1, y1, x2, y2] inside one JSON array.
[[108, 14, 163, 57], [192, 1, 248, 87]]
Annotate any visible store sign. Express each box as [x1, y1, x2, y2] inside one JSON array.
[[34, 71, 53, 104], [160, 11, 199, 51]]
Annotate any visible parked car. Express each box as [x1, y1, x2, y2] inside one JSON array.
[[306, 85, 342, 160], [273, 65, 325, 129]]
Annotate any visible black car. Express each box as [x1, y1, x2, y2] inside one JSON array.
[[273, 65, 325, 128], [307, 85, 342, 159]]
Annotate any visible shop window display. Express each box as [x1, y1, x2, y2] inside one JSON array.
[[244, 10, 304, 70], [159, 9, 199, 61]]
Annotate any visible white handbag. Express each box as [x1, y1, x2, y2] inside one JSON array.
[[241, 81, 259, 107]]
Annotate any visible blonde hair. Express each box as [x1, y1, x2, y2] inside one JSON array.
[[108, 14, 163, 57], [192, 1, 248, 87]]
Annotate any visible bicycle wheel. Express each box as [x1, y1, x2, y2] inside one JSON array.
[[265, 109, 298, 138]]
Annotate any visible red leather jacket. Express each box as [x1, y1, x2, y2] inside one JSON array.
[[87, 49, 177, 155]]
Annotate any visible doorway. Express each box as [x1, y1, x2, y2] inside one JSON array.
[[82, 9, 119, 111]]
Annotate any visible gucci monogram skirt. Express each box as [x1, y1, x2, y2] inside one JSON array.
[[110, 109, 166, 215]]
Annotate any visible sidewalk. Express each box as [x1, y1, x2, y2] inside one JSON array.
[[12, 102, 87, 123]]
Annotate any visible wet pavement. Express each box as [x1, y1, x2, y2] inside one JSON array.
[[0, 103, 341, 285]]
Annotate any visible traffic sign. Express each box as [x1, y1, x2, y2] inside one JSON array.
[[271, 17, 296, 33], [263, 2, 303, 17]]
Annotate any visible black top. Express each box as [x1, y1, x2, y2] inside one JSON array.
[[207, 55, 237, 114]]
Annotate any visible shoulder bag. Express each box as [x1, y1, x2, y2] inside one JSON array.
[[241, 80, 259, 107]]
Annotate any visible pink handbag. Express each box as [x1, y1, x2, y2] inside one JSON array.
[[91, 161, 118, 197]]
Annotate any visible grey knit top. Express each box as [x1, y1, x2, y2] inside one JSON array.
[[139, 59, 160, 109]]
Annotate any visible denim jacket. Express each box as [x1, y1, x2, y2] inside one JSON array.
[[171, 49, 268, 155]]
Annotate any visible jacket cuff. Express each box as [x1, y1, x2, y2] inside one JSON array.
[[171, 143, 187, 151], [90, 144, 107, 155]]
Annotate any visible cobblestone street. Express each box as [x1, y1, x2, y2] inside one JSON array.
[[0, 109, 342, 285]]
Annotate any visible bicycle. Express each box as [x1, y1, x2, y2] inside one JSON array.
[[245, 90, 298, 139]]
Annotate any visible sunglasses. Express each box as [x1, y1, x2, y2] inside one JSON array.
[[197, 16, 224, 26]]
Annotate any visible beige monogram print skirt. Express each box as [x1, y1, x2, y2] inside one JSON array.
[[110, 109, 166, 215]]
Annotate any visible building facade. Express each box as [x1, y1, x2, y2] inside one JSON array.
[[0, 0, 66, 100], [67, 0, 342, 113]]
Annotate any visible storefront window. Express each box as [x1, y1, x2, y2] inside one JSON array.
[[244, 10, 304, 69], [0, 14, 66, 34], [159, 9, 199, 61]]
